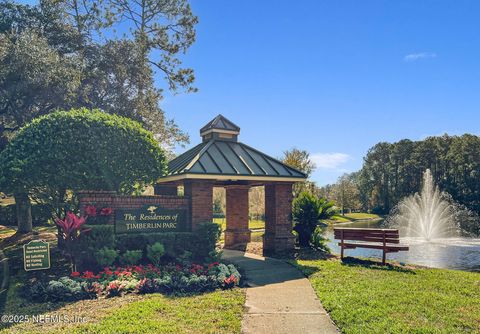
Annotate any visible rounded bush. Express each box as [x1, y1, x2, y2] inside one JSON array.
[[0, 108, 167, 194]]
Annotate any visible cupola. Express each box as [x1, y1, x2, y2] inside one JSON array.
[[200, 114, 240, 142]]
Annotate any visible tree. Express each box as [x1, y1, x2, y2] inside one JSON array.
[[282, 148, 316, 196], [282, 148, 316, 177], [332, 173, 361, 215], [249, 186, 265, 221], [108, 0, 197, 93], [0, 0, 197, 152], [213, 187, 225, 215], [292, 192, 335, 247], [355, 134, 480, 235], [0, 29, 81, 148], [0, 108, 167, 232]]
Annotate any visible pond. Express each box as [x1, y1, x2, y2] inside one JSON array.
[[323, 219, 480, 272]]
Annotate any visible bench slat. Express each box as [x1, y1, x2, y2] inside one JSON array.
[[334, 227, 398, 232], [334, 233, 399, 240], [334, 231, 399, 237], [334, 236, 400, 244], [338, 242, 409, 251]]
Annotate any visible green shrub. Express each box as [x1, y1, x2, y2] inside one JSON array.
[[292, 192, 335, 247], [0, 108, 167, 214], [120, 249, 143, 266], [116, 233, 193, 259], [192, 222, 221, 259], [115, 225, 219, 262], [311, 227, 330, 253], [94, 247, 118, 267], [76, 224, 115, 268], [146, 242, 165, 266], [78, 224, 115, 250]]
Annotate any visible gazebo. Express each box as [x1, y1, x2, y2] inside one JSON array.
[[154, 115, 307, 253]]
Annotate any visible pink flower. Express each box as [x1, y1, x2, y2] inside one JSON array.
[[55, 212, 88, 240], [71, 271, 80, 277], [85, 205, 97, 216]]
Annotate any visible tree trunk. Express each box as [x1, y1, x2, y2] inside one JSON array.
[[15, 193, 32, 233], [298, 233, 310, 248]]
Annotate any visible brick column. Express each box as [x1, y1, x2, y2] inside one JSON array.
[[264, 183, 295, 253], [224, 185, 251, 248], [184, 180, 214, 230]]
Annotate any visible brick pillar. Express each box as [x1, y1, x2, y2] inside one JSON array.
[[154, 183, 178, 196], [264, 183, 295, 253], [184, 180, 214, 230], [224, 185, 251, 248]]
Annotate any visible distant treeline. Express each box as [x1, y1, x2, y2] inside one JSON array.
[[355, 134, 480, 214]]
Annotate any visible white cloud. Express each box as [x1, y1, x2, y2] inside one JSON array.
[[404, 52, 437, 62], [311, 153, 351, 169]]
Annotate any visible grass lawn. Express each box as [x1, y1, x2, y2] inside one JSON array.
[[326, 212, 382, 224], [213, 218, 265, 230], [295, 257, 480, 334], [0, 286, 245, 334]]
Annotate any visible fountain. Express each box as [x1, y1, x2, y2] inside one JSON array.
[[325, 169, 480, 270], [389, 169, 458, 240]]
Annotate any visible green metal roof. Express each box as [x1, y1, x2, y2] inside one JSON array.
[[165, 141, 306, 181], [160, 115, 307, 182], [200, 114, 240, 134]]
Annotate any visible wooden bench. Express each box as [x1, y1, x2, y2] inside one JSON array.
[[334, 227, 409, 265]]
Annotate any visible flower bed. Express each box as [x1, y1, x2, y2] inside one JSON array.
[[26, 262, 241, 302]]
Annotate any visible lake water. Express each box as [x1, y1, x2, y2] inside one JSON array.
[[324, 220, 480, 272]]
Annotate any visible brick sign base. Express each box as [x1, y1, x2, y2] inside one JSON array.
[[77, 191, 191, 231]]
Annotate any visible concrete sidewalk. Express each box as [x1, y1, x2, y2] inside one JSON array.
[[223, 249, 339, 334]]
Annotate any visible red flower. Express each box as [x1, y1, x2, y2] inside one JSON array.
[[100, 207, 113, 216], [85, 205, 97, 217], [71, 271, 80, 277], [224, 274, 237, 286], [82, 271, 95, 279]]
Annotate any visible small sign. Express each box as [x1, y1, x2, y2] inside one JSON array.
[[115, 205, 188, 234], [24, 240, 50, 271]]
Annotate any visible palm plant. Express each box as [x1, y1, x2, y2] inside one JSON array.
[[292, 192, 335, 247]]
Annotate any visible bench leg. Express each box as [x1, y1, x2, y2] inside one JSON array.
[[382, 250, 386, 265], [340, 244, 344, 261]]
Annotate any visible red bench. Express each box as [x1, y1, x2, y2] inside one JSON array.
[[334, 227, 409, 265]]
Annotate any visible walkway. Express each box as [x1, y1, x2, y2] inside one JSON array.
[[223, 249, 339, 334]]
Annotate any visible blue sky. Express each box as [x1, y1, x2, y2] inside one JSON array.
[[163, 0, 480, 185], [20, 1, 480, 185]]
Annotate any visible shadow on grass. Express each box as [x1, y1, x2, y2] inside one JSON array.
[[340, 256, 416, 274]]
